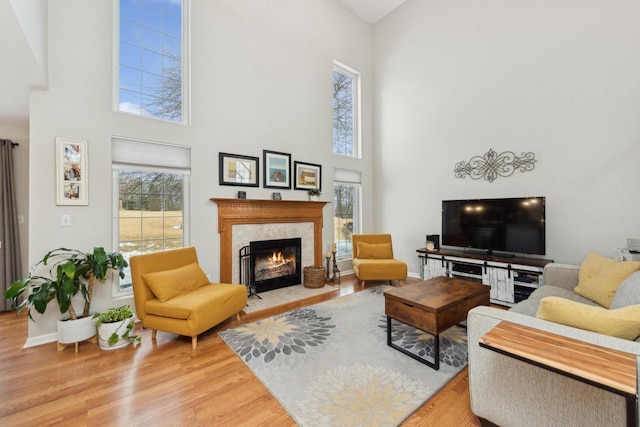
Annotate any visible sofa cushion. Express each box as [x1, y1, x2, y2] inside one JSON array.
[[143, 283, 248, 336], [353, 258, 407, 280], [573, 252, 640, 308], [142, 262, 209, 302], [536, 296, 640, 340], [356, 241, 393, 259], [510, 284, 600, 316], [145, 283, 246, 319], [611, 271, 640, 309]]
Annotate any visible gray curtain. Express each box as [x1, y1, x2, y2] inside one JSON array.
[[1, 139, 22, 311]]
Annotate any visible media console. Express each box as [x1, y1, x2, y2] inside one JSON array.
[[416, 248, 554, 307]]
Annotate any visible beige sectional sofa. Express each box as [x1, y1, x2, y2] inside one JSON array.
[[467, 263, 640, 427]]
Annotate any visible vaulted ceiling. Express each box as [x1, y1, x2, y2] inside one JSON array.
[[336, 0, 407, 24]]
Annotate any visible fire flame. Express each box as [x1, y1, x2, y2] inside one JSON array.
[[271, 251, 282, 264], [270, 251, 292, 266]]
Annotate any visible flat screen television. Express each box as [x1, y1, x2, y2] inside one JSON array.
[[442, 197, 546, 256]]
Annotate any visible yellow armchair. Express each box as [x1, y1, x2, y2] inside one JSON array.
[[352, 234, 407, 288], [130, 247, 247, 350]]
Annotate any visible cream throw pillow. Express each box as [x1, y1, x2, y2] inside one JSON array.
[[573, 252, 640, 308], [142, 262, 210, 302], [536, 296, 640, 340]]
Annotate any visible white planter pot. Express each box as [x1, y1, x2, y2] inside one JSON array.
[[57, 315, 97, 344], [309, 195, 318, 201], [97, 317, 134, 350]]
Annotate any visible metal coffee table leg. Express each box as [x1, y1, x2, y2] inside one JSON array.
[[387, 316, 440, 370]]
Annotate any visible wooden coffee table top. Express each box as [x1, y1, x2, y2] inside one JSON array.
[[384, 276, 491, 312]]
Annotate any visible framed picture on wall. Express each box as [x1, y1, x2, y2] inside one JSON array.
[[263, 150, 291, 189], [219, 152, 259, 187], [56, 138, 88, 205], [294, 161, 322, 191]]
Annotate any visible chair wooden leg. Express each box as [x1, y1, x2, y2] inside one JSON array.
[[192, 336, 198, 350], [361, 280, 366, 288], [235, 312, 241, 322], [152, 329, 157, 340]]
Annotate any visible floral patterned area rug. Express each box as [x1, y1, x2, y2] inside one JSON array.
[[219, 286, 468, 426]]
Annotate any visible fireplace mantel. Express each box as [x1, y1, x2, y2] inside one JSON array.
[[211, 198, 328, 283]]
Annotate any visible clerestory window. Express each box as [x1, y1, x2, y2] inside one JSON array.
[[115, 0, 188, 123], [333, 62, 360, 158]]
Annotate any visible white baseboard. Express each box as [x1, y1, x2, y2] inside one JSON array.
[[24, 332, 57, 348]]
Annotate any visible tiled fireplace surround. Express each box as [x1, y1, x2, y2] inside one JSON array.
[[211, 198, 328, 284]]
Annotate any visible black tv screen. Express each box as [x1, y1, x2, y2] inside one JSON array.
[[442, 197, 546, 255]]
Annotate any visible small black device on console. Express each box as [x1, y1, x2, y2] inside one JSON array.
[[426, 234, 440, 251]]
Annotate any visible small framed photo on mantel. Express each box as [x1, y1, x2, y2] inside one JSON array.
[[56, 138, 88, 205]]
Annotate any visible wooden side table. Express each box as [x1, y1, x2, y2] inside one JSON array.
[[479, 321, 638, 427]]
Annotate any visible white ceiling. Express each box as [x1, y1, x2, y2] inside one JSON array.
[[337, 0, 407, 24], [0, 0, 407, 126]]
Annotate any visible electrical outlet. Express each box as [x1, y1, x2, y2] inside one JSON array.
[[61, 215, 71, 227]]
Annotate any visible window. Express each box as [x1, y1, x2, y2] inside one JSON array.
[[333, 169, 361, 259], [112, 137, 191, 294], [116, 0, 187, 123], [333, 62, 360, 158]]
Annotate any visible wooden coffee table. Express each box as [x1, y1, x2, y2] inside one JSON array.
[[384, 276, 490, 370]]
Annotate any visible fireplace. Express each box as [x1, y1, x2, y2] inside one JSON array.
[[250, 238, 302, 293]]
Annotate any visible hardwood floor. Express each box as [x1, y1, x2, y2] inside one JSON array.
[[0, 275, 482, 426]]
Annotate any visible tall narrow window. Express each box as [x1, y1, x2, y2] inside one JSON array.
[[116, 0, 187, 123], [112, 137, 191, 294], [334, 169, 361, 259], [333, 62, 360, 158]]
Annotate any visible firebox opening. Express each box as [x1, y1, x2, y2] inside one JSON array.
[[249, 238, 302, 293]]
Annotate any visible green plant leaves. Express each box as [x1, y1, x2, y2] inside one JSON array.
[[4, 247, 129, 321], [108, 332, 119, 347], [94, 305, 141, 347]]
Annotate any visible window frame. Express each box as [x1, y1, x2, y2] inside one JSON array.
[[333, 179, 362, 261], [113, 0, 191, 125], [111, 166, 191, 298], [332, 61, 361, 159]]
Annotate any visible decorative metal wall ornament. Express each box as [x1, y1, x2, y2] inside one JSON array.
[[454, 149, 536, 183]]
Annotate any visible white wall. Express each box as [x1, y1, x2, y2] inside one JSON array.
[[373, 0, 640, 273], [26, 0, 372, 342]]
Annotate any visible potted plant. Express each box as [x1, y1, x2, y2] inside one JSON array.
[[93, 305, 140, 350], [5, 247, 128, 349], [307, 188, 321, 201]]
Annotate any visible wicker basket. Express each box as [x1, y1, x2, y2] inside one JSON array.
[[303, 265, 326, 288]]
